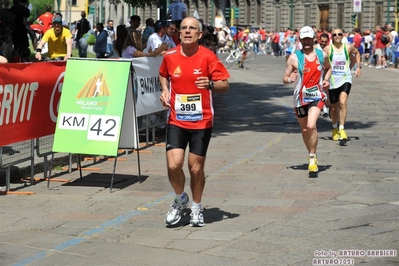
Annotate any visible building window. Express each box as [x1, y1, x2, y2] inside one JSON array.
[[375, 3, 383, 26], [337, 4, 344, 30], [275, 8, 280, 30], [304, 6, 310, 27], [246, 1, 251, 25], [72, 0, 77, 6]]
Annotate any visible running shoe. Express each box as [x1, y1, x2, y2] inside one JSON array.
[[308, 156, 318, 173], [339, 129, 348, 140], [165, 192, 189, 225], [332, 128, 340, 141], [190, 207, 205, 227], [323, 107, 329, 117]]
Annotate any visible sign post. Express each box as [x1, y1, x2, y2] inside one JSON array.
[[53, 59, 133, 191]]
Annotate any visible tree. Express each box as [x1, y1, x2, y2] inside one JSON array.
[[30, 0, 54, 21]]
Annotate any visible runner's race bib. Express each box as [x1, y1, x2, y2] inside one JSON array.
[[332, 60, 347, 74], [175, 94, 203, 121], [302, 85, 322, 104]]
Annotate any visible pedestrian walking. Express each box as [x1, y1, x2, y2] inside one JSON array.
[[283, 26, 332, 173], [75, 11, 91, 58], [105, 20, 116, 57], [94, 23, 108, 58], [159, 17, 230, 227]]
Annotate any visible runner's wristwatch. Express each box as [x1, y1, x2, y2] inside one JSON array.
[[208, 80, 214, 90]]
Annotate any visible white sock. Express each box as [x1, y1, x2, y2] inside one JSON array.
[[175, 193, 184, 201], [191, 202, 202, 209], [339, 125, 344, 131], [332, 123, 338, 129], [309, 153, 316, 157]]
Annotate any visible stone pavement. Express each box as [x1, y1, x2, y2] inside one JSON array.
[[0, 56, 398, 266]]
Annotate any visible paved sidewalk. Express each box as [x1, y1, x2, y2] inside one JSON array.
[[0, 56, 398, 266]]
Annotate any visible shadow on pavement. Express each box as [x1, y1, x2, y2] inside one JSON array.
[[165, 207, 240, 228], [61, 173, 148, 189], [288, 164, 332, 174], [212, 81, 378, 137]]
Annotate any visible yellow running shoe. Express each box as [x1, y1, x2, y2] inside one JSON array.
[[339, 129, 348, 140], [308, 156, 318, 173], [332, 128, 340, 141]]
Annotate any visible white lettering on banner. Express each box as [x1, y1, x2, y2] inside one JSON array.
[[139, 76, 160, 95], [49, 72, 65, 122], [76, 100, 98, 106], [0, 82, 39, 125]]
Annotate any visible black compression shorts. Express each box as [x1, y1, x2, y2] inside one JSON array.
[[166, 124, 212, 156], [329, 82, 351, 104]]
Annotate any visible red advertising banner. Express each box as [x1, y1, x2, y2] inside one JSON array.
[[0, 62, 66, 146]]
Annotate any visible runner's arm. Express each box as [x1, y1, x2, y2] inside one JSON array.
[[321, 51, 332, 91], [159, 74, 171, 108], [349, 44, 361, 77], [283, 55, 297, 85]]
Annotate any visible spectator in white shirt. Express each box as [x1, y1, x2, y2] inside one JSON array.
[[146, 20, 168, 54]]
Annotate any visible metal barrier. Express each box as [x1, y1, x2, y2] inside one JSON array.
[[0, 110, 166, 194], [0, 139, 35, 194]]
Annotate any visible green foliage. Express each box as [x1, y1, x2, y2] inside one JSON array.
[[29, 0, 54, 22]]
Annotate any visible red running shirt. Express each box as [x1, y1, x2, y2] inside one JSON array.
[[294, 54, 324, 107], [159, 45, 230, 129], [37, 12, 53, 34]]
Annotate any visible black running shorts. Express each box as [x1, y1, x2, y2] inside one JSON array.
[[329, 82, 352, 104], [166, 124, 213, 156], [294, 100, 325, 118]]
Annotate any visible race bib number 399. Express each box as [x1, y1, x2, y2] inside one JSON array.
[[175, 93, 203, 121]]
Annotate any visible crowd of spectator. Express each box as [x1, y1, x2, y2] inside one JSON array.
[[214, 24, 398, 69], [0, 0, 398, 68]]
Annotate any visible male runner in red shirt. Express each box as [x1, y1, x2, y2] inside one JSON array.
[[159, 17, 230, 227], [282, 26, 332, 173]]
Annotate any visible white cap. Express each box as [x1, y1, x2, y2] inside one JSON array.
[[299, 26, 314, 39]]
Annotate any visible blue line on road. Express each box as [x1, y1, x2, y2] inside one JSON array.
[[13, 193, 175, 266]]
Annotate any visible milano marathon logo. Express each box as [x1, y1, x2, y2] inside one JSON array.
[[76, 70, 111, 98]]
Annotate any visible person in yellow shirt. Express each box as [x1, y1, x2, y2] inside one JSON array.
[[35, 15, 72, 61]]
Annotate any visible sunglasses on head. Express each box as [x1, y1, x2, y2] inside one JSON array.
[[332, 33, 343, 37]]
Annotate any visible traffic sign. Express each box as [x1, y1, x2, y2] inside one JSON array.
[[230, 26, 237, 36], [89, 6, 96, 15], [234, 7, 240, 17]]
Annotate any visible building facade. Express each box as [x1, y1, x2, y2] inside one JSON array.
[[55, 0, 398, 32]]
